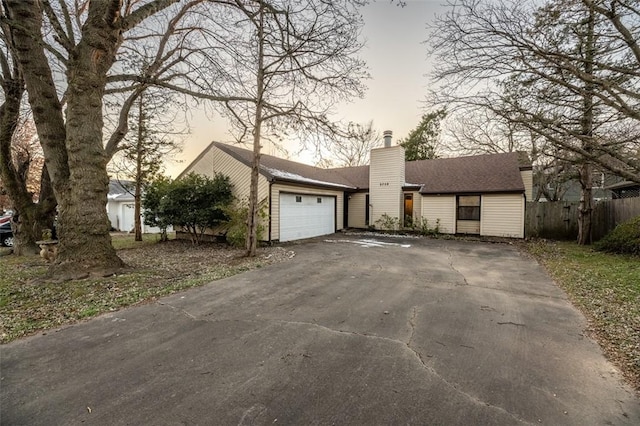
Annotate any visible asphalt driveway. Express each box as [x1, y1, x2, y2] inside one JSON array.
[[2, 235, 639, 425]]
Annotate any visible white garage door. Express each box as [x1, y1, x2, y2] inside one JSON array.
[[280, 193, 335, 242]]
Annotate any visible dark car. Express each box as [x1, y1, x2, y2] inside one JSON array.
[[0, 221, 13, 247]]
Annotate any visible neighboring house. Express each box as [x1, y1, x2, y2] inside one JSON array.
[[107, 180, 171, 234], [606, 180, 640, 199], [533, 171, 616, 202], [178, 134, 533, 242]]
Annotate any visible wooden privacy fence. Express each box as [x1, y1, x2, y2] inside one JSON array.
[[525, 197, 640, 241]]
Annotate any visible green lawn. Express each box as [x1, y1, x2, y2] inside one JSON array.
[[526, 240, 640, 390]]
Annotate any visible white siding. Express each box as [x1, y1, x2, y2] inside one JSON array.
[[348, 192, 367, 228], [107, 199, 172, 234], [480, 194, 525, 238], [521, 170, 533, 201], [421, 195, 456, 234], [183, 145, 270, 203], [271, 183, 344, 241], [369, 145, 405, 227], [457, 220, 480, 234], [120, 202, 136, 232], [180, 144, 270, 240], [107, 201, 119, 230]]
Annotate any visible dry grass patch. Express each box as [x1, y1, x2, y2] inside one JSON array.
[[526, 240, 640, 392], [0, 237, 293, 343]]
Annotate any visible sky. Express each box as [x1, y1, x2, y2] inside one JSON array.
[[165, 0, 447, 177]]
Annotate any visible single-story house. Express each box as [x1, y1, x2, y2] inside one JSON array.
[[107, 180, 171, 234], [178, 133, 533, 242]]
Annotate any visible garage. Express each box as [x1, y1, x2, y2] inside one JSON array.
[[279, 193, 336, 242]]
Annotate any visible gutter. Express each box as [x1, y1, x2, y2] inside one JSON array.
[[268, 176, 356, 192]]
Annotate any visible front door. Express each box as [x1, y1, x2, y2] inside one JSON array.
[[404, 194, 413, 228]]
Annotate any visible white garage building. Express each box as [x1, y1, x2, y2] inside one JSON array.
[[107, 180, 171, 234]]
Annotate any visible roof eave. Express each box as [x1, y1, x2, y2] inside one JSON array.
[[271, 176, 355, 191], [213, 142, 275, 180], [402, 185, 423, 191], [419, 189, 525, 195]]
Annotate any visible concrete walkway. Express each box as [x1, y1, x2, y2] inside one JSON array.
[[2, 235, 639, 425]]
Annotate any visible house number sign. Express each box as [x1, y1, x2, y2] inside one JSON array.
[[379, 182, 390, 186]]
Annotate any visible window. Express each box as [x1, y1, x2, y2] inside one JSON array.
[[317, 197, 322, 203], [457, 195, 480, 221], [295, 196, 302, 203]]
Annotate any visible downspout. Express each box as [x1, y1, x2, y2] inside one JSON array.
[[268, 180, 273, 242], [523, 192, 526, 239]]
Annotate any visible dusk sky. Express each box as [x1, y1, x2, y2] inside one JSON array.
[[166, 0, 446, 177]]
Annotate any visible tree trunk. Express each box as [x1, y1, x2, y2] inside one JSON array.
[[6, 1, 123, 272], [246, 125, 261, 257], [134, 186, 143, 241], [577, 163, 593, 245], [577, 4, 595, 246], [60, 44, 124, 270], [0, 61, 57, 255], [134, 97, 144, 242], [11, 199, 56, 256], [246, 4, 265, 258]]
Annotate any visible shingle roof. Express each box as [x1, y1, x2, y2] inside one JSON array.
[[214, 142, 359, 189], [108, 180, 135, 199], [407, 152, 526, 194], [208, 142, 526, 194]]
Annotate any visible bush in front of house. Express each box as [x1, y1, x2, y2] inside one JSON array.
[[224, 200, 267, 248], [143, 175, 173, 241], [374, 214, 401, 233], [143, 173, 234, 244], [414, 217, 440, 236], [594, 215, 640, 256]]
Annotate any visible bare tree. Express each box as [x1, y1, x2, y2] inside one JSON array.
[[8, 119, 43, 200], [1, 0, 367, 270], [209, 0, 368, 256], [1, 0, 254, 273], [429, 0, 640, 182], [109, 88, 183, 241], [317, 121, 380, 168], [445, 108, 537, 155], [428, 0, 640, 244], [0, 18, 56, 255]]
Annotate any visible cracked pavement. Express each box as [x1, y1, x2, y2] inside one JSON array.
[[2, 235, 639, 425]]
